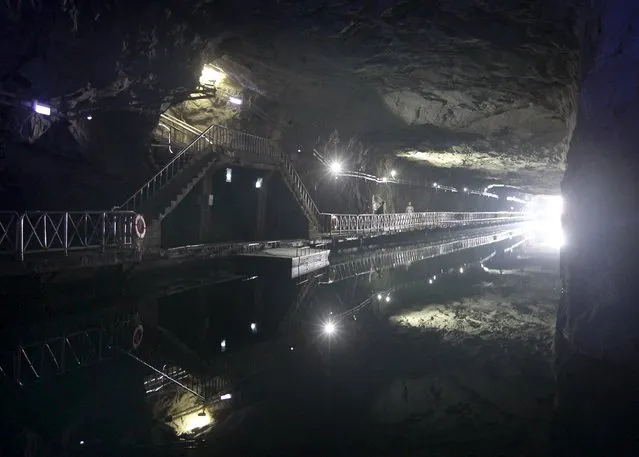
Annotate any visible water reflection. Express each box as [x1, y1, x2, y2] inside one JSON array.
[[0, 231, 560, 456]]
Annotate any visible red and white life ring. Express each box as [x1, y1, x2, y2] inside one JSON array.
[[134, 214, 146, 239], [132, 324, 144, 349]]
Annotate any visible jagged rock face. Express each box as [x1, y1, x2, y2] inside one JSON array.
[[1, 0, 581, 198], [0, 0, 210, 137], [207, 0, 581, 192]]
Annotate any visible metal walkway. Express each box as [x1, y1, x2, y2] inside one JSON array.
[[317, 211, 530, 238], [322, 223, 530, 284], [0, 117, 531, 272]]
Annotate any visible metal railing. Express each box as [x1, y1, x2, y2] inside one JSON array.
[[0, 211, 138, 261], [320, 211, 531, 237], [323, 224, 530, 283], [279, 151, 320, 228], [124, 116, 321, 228]]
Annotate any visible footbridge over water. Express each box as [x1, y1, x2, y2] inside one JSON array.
[[0, 116, 531, 276]]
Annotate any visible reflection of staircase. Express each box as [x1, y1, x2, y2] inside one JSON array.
[[120, 116, 321, 250]]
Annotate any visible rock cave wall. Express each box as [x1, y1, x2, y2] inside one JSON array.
[[1, 0, 582, 212]]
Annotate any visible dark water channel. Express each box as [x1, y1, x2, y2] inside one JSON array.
[[0, 235, 560, 457]]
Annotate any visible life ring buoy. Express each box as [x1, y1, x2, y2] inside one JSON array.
[[132, 324, 144, 349], [134, 214, 146, 239]]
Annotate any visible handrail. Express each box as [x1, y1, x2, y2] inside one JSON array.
[[121, 123, 218, 211], [122, 113, 321, 229], [0, 210, 140, 260], [320, 211, 532, 236]]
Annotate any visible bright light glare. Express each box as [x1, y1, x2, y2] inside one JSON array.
[[250, 322, 257, 332], [255, 178, 263, 188], [229, 96, 243, 105], [433, 182, 438, 188], [199, 65, 225, 86], [390, 169, 397, 178], [86, 115, 92, 120], [33, 102, 51, 116], [220, 393, 232, 400], [330, 161, 342, 174], [377, 294, 382, 300], [459, 267, 464, 273], [528, 195, 564, 249], [226, 168, 232, 183], [385, 295, 391, 303], [181, 410, 212, 433], [323, 320, 336, 336], [463, 187, 468, 192]]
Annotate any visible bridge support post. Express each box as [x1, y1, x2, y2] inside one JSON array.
[[553, 4, 639, 455]]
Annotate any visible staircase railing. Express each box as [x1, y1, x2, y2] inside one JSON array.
[[122, 116, 320, 228], [277, 150, 320, 228], [120, 123, 216, 211]]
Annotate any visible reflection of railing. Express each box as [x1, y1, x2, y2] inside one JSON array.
[[320, 211, 530, 237], [0, 316, 133, 386], [323, 224, 529, 283], [0, 211, 138, 261], [144, 365, 229, 399]]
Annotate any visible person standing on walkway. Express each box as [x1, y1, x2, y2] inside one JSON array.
[[406, 201, 414, 213]]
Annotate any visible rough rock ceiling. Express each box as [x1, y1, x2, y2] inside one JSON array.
[[1, 0, 580, 193]]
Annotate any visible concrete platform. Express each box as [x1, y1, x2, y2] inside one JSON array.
[[239, 247, 330, 278]]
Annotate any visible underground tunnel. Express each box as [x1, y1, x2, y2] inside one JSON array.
[[0, 1, 637, 456]]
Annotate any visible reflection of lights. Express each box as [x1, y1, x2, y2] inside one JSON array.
[[323, 320, 336, 336], [385, 295, 391, 303], [463, 187, 468, 192], [390, 169, 397, 178], [226, 168, 232, 183], [255, 178, 263, 188], [377, 293, 382, 300], [181, 410, 212, 433], [330, 161, 342, 174], [433, 275, 437, 280], [429, 279, 433, 284], [220, 393, 232, 400], [433, 182, 438, 188], [459, 267, 464, 273], [199, 65, 225, 86], [382, 177, 388, 182], [229, 96, 243, 105]]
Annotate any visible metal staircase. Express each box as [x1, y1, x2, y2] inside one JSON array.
[[119, 115, 322, 249]]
